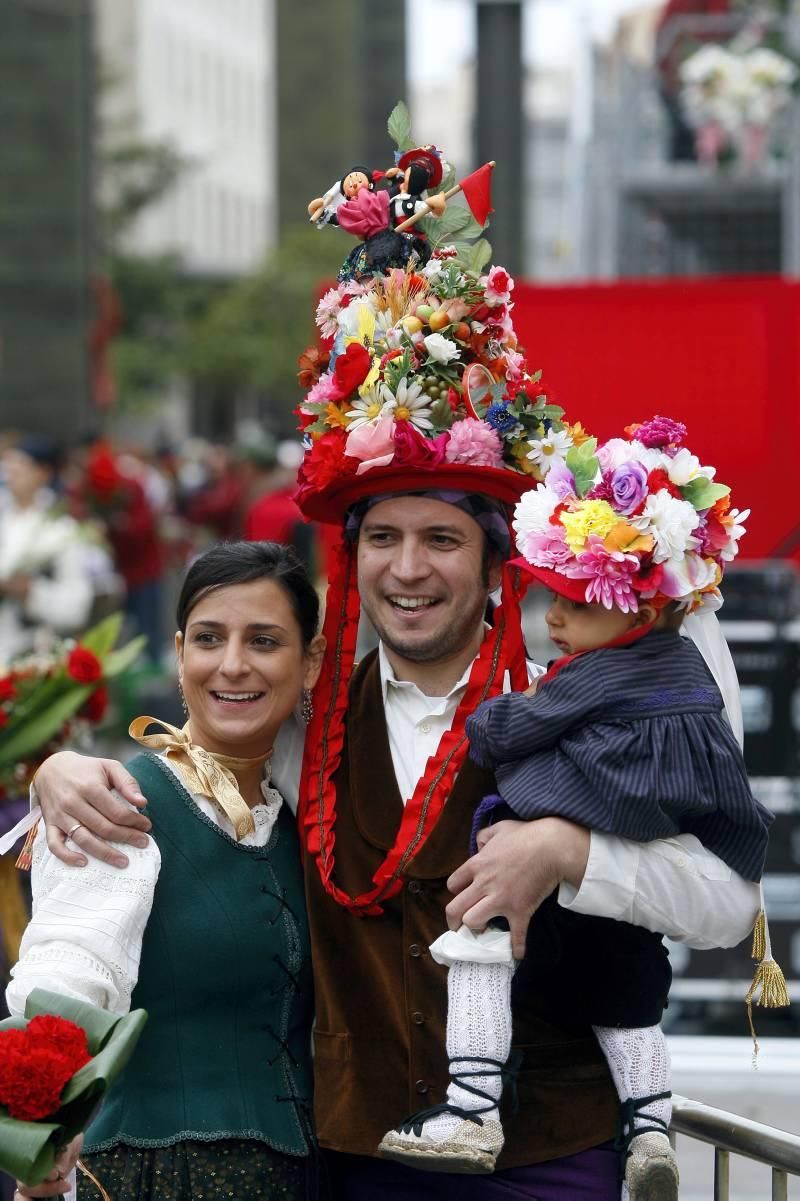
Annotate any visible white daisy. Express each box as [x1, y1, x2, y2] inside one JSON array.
[[631, 490, 700, 564], [380, 377, 434, 431], [345, 386, 391, 431], [526, 428, 573, 475]]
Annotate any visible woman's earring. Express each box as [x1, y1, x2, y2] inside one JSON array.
[[178, 683, 188, 718], [301, 688, 313, 725]]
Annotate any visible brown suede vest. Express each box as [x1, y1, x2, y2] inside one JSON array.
[[304, 650, 618, 1167]]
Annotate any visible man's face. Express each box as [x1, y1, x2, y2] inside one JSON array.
[[357, 496, 501, 669]]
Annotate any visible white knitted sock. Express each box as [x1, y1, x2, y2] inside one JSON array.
[[594, 1023, 672, 1199], [418, 958, 515, 1142]]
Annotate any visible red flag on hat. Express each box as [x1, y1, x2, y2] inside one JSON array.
[[459, 162, 494, 227]]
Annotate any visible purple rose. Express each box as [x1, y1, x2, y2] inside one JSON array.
[[610, 461, 648, 515]]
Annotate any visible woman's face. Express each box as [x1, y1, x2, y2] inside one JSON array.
[[176, 578, 324, 758]]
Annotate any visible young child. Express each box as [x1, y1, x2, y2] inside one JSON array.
[[378, 418, 778, 1199]]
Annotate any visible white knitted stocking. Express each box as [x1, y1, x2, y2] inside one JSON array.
[[593, 1024, 672, 1201], [420, 958, 515, 1142]]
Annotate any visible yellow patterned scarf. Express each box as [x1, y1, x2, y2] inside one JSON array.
[[128, 717, 272, 840]]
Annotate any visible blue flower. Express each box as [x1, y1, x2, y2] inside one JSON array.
[[485, 403, 518, 434]]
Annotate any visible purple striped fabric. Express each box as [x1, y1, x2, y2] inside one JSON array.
[[323, 1141, 621, 1199]]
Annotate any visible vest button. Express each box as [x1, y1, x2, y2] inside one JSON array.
[[415, 1079, 429, 1095], [409, 943, 423, 958], [412, 1011, 425, 1025], [407, 880, 422, 895]]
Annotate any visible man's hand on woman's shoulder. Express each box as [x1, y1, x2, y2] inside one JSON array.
[[35, 751, 151, 869]]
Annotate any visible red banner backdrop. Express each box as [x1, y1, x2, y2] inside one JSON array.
[[513, 276, 800, 560]]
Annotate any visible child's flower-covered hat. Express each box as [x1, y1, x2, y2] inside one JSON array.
[[511, 416, 749, 614], [294, 258, 579, 521]]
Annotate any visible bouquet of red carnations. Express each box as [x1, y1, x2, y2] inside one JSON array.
[[0, 989, 146, 1185]]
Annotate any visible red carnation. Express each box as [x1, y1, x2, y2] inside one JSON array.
[[66, 646, 103, 684], [299, 433, 358, 492], [0, 676, 16, 702], [329, 343, 371, 401], [26, 1016, 90, 1077], [646, 468, 683, 501], [0, 1017, 90, 1122], [82, 685, 109, 723]]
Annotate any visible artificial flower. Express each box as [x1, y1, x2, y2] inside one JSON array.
[[423, 333, 460, 364], [392, 425, 449, 468], [483, 265, 514, 305], [344, 414, 397, 475], [316, 287, 343, 340], [345, 386, 390, 431], [610, 461, 649, 516], [517, 527, 573, 570], [631, 490, 700, 564], [513, 483, 562, 546], [560, 498, 619, 553], [444, 417, 504, 468], [526, 428, 573, 475], [566, 536, 640, 613], [330, 342, 372, 400], [628, 415, 687, 450], [380, 377, 434, 431], [66, 647, 103, 685]]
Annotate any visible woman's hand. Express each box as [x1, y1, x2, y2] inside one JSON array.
[[35, 751, 151, 869], [445, 817, 591, 959], [15, 1136, 83, 1197]]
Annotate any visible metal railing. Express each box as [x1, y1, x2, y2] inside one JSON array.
[[671, 1094, 800, 1201]]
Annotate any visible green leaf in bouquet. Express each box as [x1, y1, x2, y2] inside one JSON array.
[[466, 239, 492, 273], [387, 101, 414, 152], [680, 477, 731, 511], [79, 613, 124, 659], [566, 437, 600, 498], [103, 634, 147, 678], [0, 685, 93, 769], [426, 205, 473, 241], [0, 990, 147, 1186]]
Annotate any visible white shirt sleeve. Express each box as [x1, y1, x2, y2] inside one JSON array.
[[24, 535, 94, 634], [558, 831, 760, 950], [6, 829, 160, 1018]]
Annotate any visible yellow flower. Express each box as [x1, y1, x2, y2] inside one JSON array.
[[567, 421, 591, 447], [561, 500, 618, 552], [324, 403, 350, 430], [603, 521, 654, 555], [359, 357, 380, 395]]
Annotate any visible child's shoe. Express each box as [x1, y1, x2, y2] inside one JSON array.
[[377, 1112, 504, 1174], [624, 1130, 679, 1201]]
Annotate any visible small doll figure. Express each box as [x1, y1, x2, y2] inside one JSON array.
[[333, 145, 449, 282], [307, 165, 376, 229]]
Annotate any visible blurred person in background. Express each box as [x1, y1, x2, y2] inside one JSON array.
[[238, 435, 314, 572], [69, 439, 165, 666], [180, 442, 244, 545], [656, 0, 734, 160], [0, 436, 96, 660]]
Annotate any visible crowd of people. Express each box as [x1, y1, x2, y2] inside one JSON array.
[[0, 429, 319, 671]]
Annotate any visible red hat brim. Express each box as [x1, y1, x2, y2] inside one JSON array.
[[507, 556, 589, 603], [397, 147, 443, 190], [295, 463, 534, 523]]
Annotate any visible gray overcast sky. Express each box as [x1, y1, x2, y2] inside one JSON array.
[[408, 0, 656, 80]]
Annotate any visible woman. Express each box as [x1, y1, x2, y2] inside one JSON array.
[[7, 541, 325, 1200]]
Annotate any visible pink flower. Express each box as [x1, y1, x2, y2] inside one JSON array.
[[632, 416, 687, 450], [393, 424, 449, 468], [545, 459, 577, 501], [566, 535, 640, 613], [303, 373, 339, 407], [484, 265, 514, 305], [444, 418, 504, 468], [344, 414, 397, 475], [518, 527, 573, 570], [504, 349, 526, 388]]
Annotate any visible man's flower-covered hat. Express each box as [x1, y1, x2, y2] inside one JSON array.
[[511, 416, 749, 614], [294, 256, 581, 521]]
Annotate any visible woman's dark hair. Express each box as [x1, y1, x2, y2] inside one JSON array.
[[176, 541, 319, 647]]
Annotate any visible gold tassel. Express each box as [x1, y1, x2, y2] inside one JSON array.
[[745, 957, 791, 1057], [15, 818, 39, 871], [0, 855, 30, 965], [78, 1159, 111, 1200], [751, 909, 766, 962]]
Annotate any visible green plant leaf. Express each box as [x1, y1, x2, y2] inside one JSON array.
[[0, 686, 93, 768], [566, 438, 599, 498], [467, 239, 492, 273], [103, 636, 147, 678], [80, 613, 123, 658], [680, 477, 731, 510], [387, 101, 413, 151]]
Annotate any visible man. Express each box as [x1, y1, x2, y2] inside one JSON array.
[[22, 296, 758, 1199]]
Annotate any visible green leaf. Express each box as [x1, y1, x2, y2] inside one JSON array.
[[0, 686, 93, 768], [80, 613, 123, 658], [680, 477, 731, 510], [103, 635, 147, 678], [429, 397, 456, 428], [467, 239, 492, 273], [566, 438, 599, 498], [387, 101, 413, 151]]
